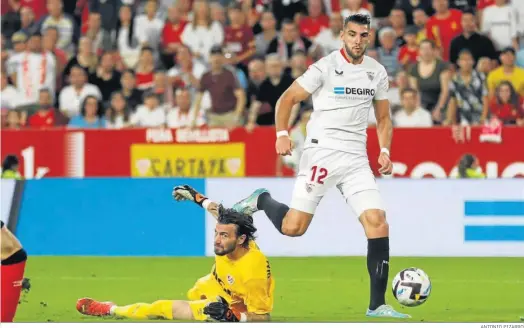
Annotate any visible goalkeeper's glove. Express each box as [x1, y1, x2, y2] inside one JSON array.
[[203, 296, 240, 322], [172, 185, 207, 207]]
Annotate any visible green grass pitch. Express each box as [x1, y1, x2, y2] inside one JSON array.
[[14, 256, 524, 322]]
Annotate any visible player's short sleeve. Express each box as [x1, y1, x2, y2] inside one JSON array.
[[374, 66, 389, 101], [242, 254, 273, 314], [296, 62, 324, 94]]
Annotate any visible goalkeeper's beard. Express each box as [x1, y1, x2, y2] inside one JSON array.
[[214, 243, 236, 256]]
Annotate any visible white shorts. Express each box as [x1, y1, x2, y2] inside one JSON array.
[[290, 147, 384, 217]]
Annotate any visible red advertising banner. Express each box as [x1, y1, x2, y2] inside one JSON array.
[[1, 127, 523, 178]]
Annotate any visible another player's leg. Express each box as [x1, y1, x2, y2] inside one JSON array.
[[0, 252, 27, 322], [76, 298, 196, 320], [233, 189, 313, 236], [347, 190, 409, 318]]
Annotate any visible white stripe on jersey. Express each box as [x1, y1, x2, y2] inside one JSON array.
[[296, 49, 389, 154]]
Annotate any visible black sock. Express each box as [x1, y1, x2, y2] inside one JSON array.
[[367, 237, 390, 310], [257, 192, 289, 234]]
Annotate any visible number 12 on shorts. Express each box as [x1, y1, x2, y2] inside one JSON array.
[[311, 166, 328, 184]]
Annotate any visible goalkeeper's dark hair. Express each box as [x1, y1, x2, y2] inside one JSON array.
[[344, 13, 371, 29], [217, 205, 257, 247]]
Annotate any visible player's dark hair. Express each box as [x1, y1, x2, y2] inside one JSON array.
[[217, 205, 257, 248], [344, 14, 371, 29]]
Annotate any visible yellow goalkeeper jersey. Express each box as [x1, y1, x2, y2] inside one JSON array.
[[212, 240, 274, 315]]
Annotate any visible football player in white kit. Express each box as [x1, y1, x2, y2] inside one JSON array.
[[232, 14, 409, 318]]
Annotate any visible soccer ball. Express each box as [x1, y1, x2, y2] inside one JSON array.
[[392, 267, 431, 307]]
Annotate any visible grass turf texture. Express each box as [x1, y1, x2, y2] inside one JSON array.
[[15, 256, 524, 322]]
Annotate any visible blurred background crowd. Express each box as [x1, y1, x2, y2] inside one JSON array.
[[1, 0, 524, 132]]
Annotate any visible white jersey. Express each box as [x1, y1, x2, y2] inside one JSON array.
[[296, 49, 389, 154]]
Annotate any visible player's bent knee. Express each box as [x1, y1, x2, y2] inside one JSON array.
[[360, 209, 389, 236], [281, 210, 313, 236]]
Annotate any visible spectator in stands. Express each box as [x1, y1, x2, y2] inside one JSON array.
[[210, 2, 226, 25], [0, 71, 20, 110], [255, 11, 278, 58], [489, 81, 524, 126], [449, 10, 497, 67], [116, 5, 140, 69], [89, 0, 121, 32], [42, 27, 67, 89], [266, 19, 313, 64], [105, 91, 131, 129], [135, 47, 157, 90], [195, 46, 246, 128], [389, 70, 410, 110], [288, 50, 308, 79], [19, 6, 38, 36], [385, 7, 407, 47], [394, 0, 433, 25], [68, 95, 106, 129], [476, 0, 495, 25], [59, 65, 102, 117], [13, 32, 56, 107], [481, 0, 519, 52], [40, 0, 76, 56], [514, 1, 524, 46], [181, 0, 224, 63], [247, 54, 294, 131], [6, 32, 27, 78], [393, 88, 433, 127], [167, 87, 205, 128], [130, 91, 166, 127], [377, 27, 400, 79], [84, 11, 112, 56], [487, 47, 524, 98], [426, 0, 463, 61], [4, 110, 22, 129], [151, 71, 172, 106], [224, 3, 256, 77], [134, 0, 164, 52], [412, 8, 429, 44], [457, 153, 486, 179], [90, 51, 122, 104], [63, 37, 97, 83], [168, 45, 206, 92], [315, 12, 343, 56], [341, 0, 373, 23], [28, 88, 68, 128], [517, 48, 524, 69], [299, 0, 329, 39], [161, 4, 188, 69], [409, 39, 450, 123], [398, 25, 419, 68], [120, 69, 142, 111], [245, 58, 266, 110], [448, 0, 476, 11], [476, 57, 492, 75], [447, 49, 489, 126]]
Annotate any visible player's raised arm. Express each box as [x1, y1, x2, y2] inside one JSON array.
[[173, 185, 221, 219], [275, 63, 323, 156], [373, 67, 393, 176]]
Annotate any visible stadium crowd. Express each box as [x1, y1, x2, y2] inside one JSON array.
[[1, 0, 524, 132]]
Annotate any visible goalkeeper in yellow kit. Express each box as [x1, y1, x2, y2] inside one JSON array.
[[76, 185, 274, 322]]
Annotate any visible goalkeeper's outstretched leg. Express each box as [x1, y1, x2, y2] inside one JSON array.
[[77, 297, 237, 321], [76, 298, 193, 320]]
